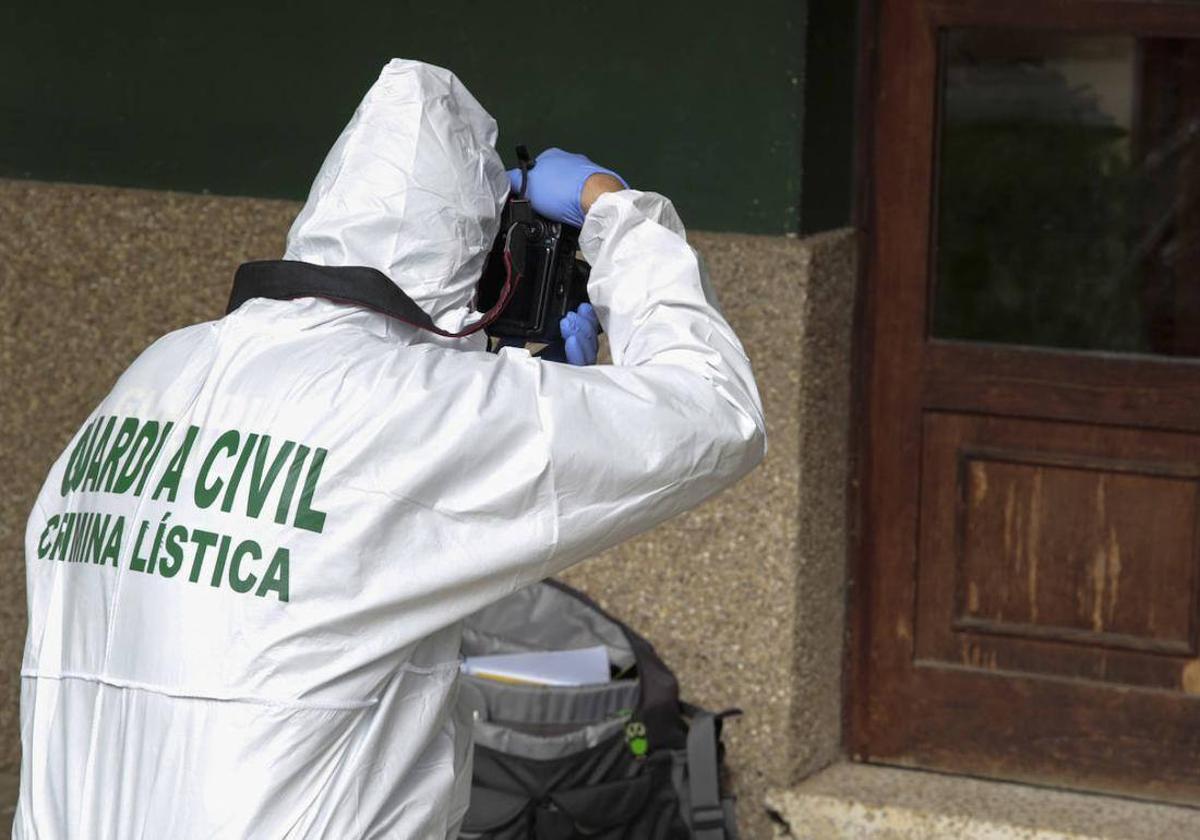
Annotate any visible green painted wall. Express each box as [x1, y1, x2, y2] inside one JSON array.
[[1, 2, 808, 234], [800, 0, 859, 234]]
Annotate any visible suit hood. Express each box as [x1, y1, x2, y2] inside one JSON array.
[[284, 59, 509, 337]]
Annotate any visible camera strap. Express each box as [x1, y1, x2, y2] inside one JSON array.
[[226, 234, 524, 339]]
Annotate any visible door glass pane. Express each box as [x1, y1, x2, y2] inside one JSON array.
[[933, 30, 1200, 355]]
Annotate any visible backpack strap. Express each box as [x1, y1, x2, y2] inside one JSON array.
[[686, 709, 740, 840], [544, 579, 687, 751]]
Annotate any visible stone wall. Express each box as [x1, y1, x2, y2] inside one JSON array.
[[0, 179, 857, 838]]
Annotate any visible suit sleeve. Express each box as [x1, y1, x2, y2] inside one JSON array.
[[521, 189, 767, 581]]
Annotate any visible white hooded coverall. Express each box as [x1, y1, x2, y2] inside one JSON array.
[[17, 60, 766, 839]]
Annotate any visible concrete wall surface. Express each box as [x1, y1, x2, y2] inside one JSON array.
[[0, 179, 857, 838], [766, 762, 1200, 840]]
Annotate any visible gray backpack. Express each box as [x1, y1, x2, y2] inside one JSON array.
[[457, 580, 740, 840]]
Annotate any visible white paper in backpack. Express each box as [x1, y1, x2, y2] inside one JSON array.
[[462, 646, 611, 686]]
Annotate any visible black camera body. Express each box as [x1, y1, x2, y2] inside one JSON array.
[[475, 159, 592, 344]]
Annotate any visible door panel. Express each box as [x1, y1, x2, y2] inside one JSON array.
[[853, 0, 1200, 803], [917, 413, 1200, 687]]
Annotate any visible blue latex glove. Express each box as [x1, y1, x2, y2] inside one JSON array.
[[560, 303, 600, 366], [507, 148, 626, 228]]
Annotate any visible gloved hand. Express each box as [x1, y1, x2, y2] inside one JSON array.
[[560, 303, 600, 366], [507, 148, 626, 228]]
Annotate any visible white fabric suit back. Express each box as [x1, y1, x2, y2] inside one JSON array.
[[18, 59, 766, 839]]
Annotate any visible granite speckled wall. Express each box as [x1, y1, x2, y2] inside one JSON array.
[[0, 179, 856, 838]]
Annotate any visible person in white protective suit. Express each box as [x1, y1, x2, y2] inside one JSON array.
[[17, 59, 766, 839]]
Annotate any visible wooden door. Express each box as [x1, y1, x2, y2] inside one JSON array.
[[852, 0, 1200, 802]]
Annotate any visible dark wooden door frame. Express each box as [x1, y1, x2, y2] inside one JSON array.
[[846, 0, 1200, 798]]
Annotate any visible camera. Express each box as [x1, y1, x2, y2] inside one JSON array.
[[475, 148, 592, 345]]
